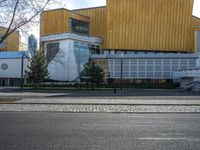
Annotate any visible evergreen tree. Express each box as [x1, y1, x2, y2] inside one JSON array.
[[81, 59, 104, 84], [27, 52, 49, 85]]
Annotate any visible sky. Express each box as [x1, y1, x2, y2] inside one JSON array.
[[193, 0, 200, 17], [57, 0, 200, 17], [59, 0, 200, 17], [28, 0, 200, 44]]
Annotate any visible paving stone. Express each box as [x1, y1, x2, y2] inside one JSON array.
[[0, 104, 200, 113]]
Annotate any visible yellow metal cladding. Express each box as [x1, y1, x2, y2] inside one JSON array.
[[40, 9, 64, 36], [106, 0, 194, 52], [74, 7, 107, 48], [0, 27, 20, 51], [40, 1, 196, 52], [40, 9, 89, 36]]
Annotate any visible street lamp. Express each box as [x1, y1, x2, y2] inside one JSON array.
[[120, 53, 124, 90], [20, 51, 24, 90], [20, 51, 30, 90]]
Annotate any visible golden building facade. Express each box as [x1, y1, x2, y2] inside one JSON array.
[[39, 1, 200, 82], [74, 7, 107, 48], [40, 0, 199, 53], [0, 27, 20, 51], [107, 0, 195, 52], [40, 9, 89, 36]]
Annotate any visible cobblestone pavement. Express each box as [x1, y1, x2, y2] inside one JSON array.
[[1, 104, 200, 113]]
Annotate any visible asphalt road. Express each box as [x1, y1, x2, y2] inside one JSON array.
[[0, 113, 200, 150]]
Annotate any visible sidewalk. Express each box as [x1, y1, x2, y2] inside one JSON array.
[[16, 97, 200, 105], [1, 96, 200, 113], [0, 88, 200, 113]]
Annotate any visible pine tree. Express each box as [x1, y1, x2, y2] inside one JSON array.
[[81, 59, 104, 84], [27, 52, 49, 85]]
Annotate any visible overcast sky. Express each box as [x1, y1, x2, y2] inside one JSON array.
[[64, 0, 200, 16], [28, 0, 200, 43], [193, 0, 200, 17]]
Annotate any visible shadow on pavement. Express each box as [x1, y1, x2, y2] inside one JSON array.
[[47, 90, 200, 98], [0, 87, 200, 98]]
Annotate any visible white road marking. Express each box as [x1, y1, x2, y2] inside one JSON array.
[[139, 137, 200, 141]]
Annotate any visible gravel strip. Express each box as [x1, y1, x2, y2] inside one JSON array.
[[1, 104, 200, 113]]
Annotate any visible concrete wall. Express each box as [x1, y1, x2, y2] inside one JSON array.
[[0, 58, 29, 78]]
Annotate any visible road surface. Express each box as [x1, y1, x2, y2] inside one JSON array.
[[0, 112, 200, 150]]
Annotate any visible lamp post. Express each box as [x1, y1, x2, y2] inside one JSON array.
[[120, 54, 123, 90], [20, 51, 24, 90], [113, 78, 116, 93]]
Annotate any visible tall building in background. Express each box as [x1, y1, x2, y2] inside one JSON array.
[[40, 0, 200, 83], [28, 34, 38, 56]]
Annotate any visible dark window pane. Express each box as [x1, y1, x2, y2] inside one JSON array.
[[46, 43, 59, 64], [70, 18, 89, 35]]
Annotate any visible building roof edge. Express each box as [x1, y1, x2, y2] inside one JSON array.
[[41, 8, 90, 18], [72, 6, 106, 11], [193, 15, 200, 20]]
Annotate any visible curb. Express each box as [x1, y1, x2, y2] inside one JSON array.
[[0, 111, 200, 114], [1, 103, 200, 106]]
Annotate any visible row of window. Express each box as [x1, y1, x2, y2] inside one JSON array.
[[69, 18, 89, 35], [108, 58, 197, 79], [46, 41, 101, 65], [74, 42, 101, 54], [0, 50, 7, 52], [103, 50, 191, 55]]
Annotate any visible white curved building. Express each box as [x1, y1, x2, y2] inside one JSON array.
[[0, 51, 30, 86]]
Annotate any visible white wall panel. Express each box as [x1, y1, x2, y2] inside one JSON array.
[[0, 59, 29, 78], [47, 40, 79, 81]]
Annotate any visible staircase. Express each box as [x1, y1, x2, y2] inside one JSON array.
[[183, 81, 200, 92]]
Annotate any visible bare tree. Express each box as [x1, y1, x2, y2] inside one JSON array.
[[0, 0, 63, 44]]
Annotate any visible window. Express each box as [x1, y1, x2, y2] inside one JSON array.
[[74, 42, 90, 74], [89, 45, 101, 54], [46, 43, 59, 64], [0, 49, 7, 52], [70, 18, 89, 35]]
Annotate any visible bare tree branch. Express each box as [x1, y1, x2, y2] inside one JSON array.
[[0, 0, 19, 43], [0, 0, 62, 45], [3, 0, 49, 40]]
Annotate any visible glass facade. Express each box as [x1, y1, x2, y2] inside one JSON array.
[[74, 42, 90, 74], [90, 45, 101, 54], [70, 18, 89, 35], [46, 43, 59, 64]]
